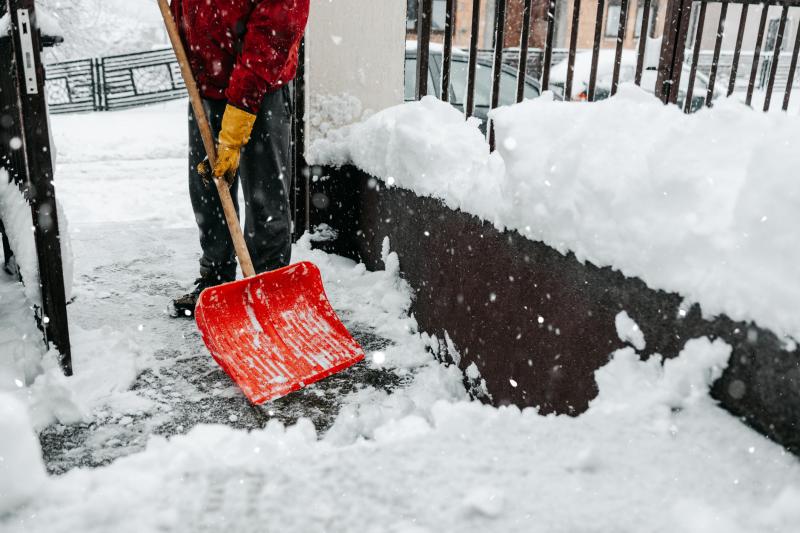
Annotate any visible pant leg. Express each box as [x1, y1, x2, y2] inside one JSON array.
[[238, 86, 293, 273], [188, 99, 240, 282]]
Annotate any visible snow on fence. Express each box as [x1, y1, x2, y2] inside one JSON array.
[[410, 0, 800, 147], [305, 92, 800, 453], [0, 0, 72, 375]]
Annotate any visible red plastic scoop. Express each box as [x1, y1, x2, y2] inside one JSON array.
[[195, 261, 365, 404], [159, 2, 363, 404]]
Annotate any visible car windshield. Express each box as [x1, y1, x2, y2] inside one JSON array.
[[449, 59, 539, 107], [404, 56, 437, 101]]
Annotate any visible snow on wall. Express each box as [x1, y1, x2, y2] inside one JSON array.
[[307, 93, 367, 148], [0, 168, 73, 303], [308, 88, 800, 343]]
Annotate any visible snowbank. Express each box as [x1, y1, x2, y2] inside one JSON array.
[[0, 395, 47, 514], [0, 169, 73, 303], [0, 270, 144, 429], [493, 87, 800, 342], [309, 89, 800, 342], [5, 334, 800, 532]]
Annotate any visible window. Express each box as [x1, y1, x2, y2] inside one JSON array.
[[407, 0, 448, 31], [633, 3, 656, 38], [448, 59, 540, 107], [606, 4, 622, 38]]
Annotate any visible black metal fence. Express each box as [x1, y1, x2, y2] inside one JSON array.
[[414, 0, 800, 147], [1, 0, 72, 375], [659, 0, 800, 112], [46, 48, 186, 114]]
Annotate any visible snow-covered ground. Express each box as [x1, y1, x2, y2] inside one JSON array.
[[2, 99, 800, 532], [310, 87, 800, 345]]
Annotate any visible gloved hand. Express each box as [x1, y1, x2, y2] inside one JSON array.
[[197, 104, 257, 187]]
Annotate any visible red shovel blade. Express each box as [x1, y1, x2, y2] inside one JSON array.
[[194, 261, 365, 404]]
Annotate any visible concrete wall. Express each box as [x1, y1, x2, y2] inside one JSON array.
[[305, 0, 407, 146]]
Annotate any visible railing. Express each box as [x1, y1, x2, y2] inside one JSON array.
[[671, 0, 800, 112], [413, 0, 800, 147], [45, 48, 186, 114]]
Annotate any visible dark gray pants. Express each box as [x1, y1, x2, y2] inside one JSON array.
[[188, 88, 292, 283]]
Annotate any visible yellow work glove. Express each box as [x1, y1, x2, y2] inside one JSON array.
[[197, 104, 257, 186]]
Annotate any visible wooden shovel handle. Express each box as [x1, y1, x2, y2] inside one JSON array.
[[157, 0, 256, 278]]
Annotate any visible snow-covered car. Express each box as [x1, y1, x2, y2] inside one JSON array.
[[405, 46, 550, 131], [549, 48, 717, 112]]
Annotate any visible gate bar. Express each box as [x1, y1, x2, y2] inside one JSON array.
[[782, 19, 800, 110], [746, 5, 769, 106], [441, 0, 455, 102], [635, 0, 653, 86], [489, 0, 507, 150], [727, 3, 749, 97], [564, 0, 582, 101], [516, 0, 533, 103], [588, 0, 606, 100], [466, 0, 481, 117], [763, 4, 789, 111], [684, 2, 707, 113], [415, 0, 433, 101], [611, 0, 630, 96], [541, 0, 556, 90], [706, 1, 729, 106]]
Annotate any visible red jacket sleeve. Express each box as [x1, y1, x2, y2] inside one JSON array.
[[225, 0, 310, 113]]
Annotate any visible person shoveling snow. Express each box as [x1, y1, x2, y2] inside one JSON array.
[[160, 0, 364, 403], [167, 0, 309, 317]]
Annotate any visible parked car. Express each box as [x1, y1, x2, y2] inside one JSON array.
[[404, 47, 551, 131], [549, 49, 717, 112]]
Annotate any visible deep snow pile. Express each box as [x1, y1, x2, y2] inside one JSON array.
[[309, 88, 800, 343], [4, 333, 800, 532], [0, 266, 143, 431]]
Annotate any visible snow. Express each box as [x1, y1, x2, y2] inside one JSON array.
[[0, 8, 62, 37], [37, 6, 64, 37], [308, 93, 366, 148], [0, 394, 47, 514], [310, 89, 800, 343], [0, 169, 73, 304], [5, 332, 800, 532], [0, 262, 144, 430], [1, 92, 799, 532], [615, 310, 645, 350]]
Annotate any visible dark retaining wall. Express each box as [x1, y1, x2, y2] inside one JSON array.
[[309, 165, 800, 454]]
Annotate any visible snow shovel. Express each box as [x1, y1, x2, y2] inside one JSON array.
[[158, 0, 364, 404]]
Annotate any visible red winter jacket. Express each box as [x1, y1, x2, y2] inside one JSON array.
[[171, 0, 309, 113]]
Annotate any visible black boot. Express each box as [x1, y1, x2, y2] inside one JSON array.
[[171, 276, 222, 318]]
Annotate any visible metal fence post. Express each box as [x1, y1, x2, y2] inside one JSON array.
[[415, 0, 433, 100], [7, 0, 72, 375], [656, 0, 692, 104]]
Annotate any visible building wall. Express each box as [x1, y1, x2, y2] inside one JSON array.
[[306, 0, 406, 125], [695, 4, 800, 52], [568, 0, 667, 50]]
